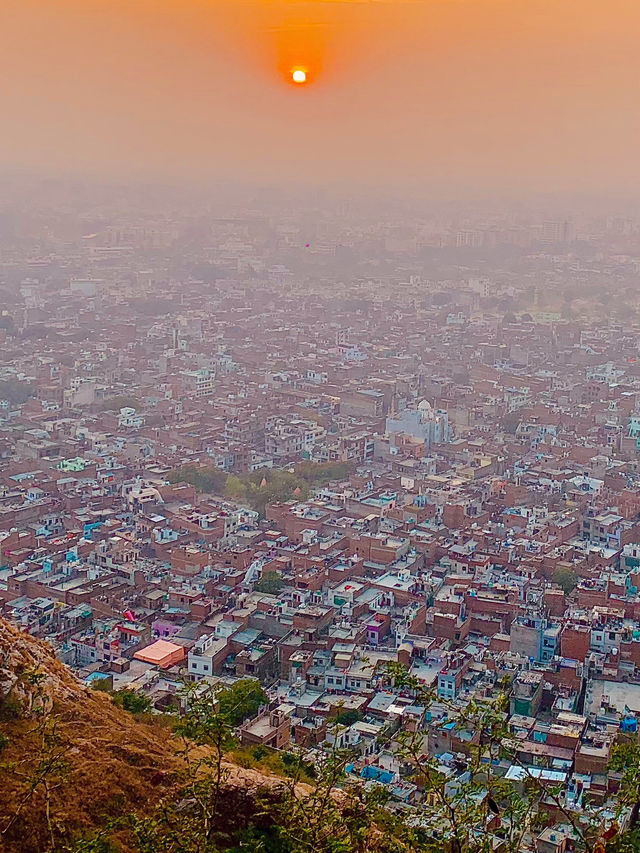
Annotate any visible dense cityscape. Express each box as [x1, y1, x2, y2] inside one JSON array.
[[2, 182, 640, 849]]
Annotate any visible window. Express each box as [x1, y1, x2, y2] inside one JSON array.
[[203, 664, 209, 671]]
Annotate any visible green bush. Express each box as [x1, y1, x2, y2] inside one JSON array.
[[333, 708, 363, 727], [553, 566, 578, 595], [112, 689, 152, 715], [216, 679, 268, 727]]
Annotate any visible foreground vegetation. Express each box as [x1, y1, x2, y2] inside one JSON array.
[[63, 670, 640, 853], [3, 630, 640, 853]]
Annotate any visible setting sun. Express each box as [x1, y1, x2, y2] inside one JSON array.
[[292, 69, 307, 84]]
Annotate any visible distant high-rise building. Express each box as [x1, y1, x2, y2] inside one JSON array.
[[540, 220, 573, 245]]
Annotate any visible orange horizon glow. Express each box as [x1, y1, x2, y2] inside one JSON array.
[[1, 0, 639, 194]]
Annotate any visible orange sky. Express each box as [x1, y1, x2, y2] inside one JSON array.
[[1, 0, 639, 196]]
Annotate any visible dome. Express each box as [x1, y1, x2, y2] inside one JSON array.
[[417, 399, 432, 412]]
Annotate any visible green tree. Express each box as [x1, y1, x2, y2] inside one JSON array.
[[112, 689, 152, 715], [167, 465, 228, 496], [244, 470, 307, 517], [333, 709, 363, 727], [385, 663, 607, 853], [610, 741, 640, 829], [255, 724, 390, 853], [215, 679, 268, 728], [63, 675, 621, 853], [172, 461, 354, 517], [295, 462, 353, 486], [553, 567, 578, 595], [255, 572, 284, 595], [225, 475, 248, 501], [606, 827, 640, 853]]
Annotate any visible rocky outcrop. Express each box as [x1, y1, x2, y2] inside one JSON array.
[[0, 618, 80, 712], [0, 619, 181, 851], [0, 620, 386, 853], [0, 619, 300, 853]]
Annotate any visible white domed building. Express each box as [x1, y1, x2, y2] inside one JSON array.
[[386, 400, 452, 450]]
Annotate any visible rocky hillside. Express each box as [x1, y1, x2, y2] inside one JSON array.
[[0, 619, 295, 853], [0, 618, 184, 851]]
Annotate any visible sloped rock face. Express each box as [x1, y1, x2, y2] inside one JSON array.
[[0, 618, 182, 852], [0, 618, 79, 712], [0, 620, 388, 853], [0, 620, 302, 853]]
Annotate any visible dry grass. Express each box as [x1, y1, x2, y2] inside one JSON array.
[[0, 618, 308, 852]]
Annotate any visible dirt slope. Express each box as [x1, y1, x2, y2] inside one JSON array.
[[0, 618, 279, 853]]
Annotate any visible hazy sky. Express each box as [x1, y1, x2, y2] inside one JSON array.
[[1, 0, 639, 196]]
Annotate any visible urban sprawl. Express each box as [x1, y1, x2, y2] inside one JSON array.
[[3, 189, 640, 850]]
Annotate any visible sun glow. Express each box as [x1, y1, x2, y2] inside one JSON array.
[[292, 69, 307, 83]]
